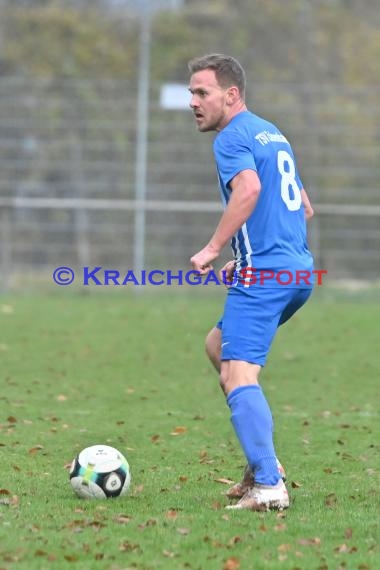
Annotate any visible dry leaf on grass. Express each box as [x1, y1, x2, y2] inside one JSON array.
[[170, 426, 187, 435], [298, 537, 321, 546], [214, 478, 235, 485], [113, 514, 132, 524], [325, 493, 338, 507], [28, 445, 43, 455], [57, 394, 67, 401], [222, 557, 240, 570], [344, 527, 353, 539]]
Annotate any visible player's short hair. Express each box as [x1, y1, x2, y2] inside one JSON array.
[[188, 53, 246, 99]]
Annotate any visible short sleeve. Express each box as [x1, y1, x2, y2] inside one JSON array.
[[213, 128, 257, 189]]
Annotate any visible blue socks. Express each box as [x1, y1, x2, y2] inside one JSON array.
[[227, 385, 280, 486]]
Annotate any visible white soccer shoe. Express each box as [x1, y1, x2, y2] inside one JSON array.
[[226, 458, 286, 499], [226, 479, 289, 512]]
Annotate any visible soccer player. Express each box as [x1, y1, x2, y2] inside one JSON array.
[[188, 54, 314, 511]]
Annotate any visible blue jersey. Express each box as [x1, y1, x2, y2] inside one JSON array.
[[213, 111, 314, 287]]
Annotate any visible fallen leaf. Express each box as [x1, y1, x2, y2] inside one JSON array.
[[113, 514, 132, 524], [344, 528, 353, 539], [57, 394, 67, 401], [259, 523, 268, 533], [34, 550, 47, 557], [119, 541, 140, 552], [88, 520, 106, 531], [28, 445, 43, 455], [0, 489, 11, 495], [179, 476, 188, 482], [291, 481, 302, 488], [165, 510, 178, 519], [278, 544, 292, 553], [214, 478, 235, 485], [298, 537, 321, 546], [334, 544, 349, 553], [64, 554, 78, 562], [223, 557, 240, 570], [163, 550, 175, 558], [325, 493, 338, 507], [7, 416, 17, 423], [132, 484, 144, 496], [177, 527, 190, 535], [151, 434, 160, 443], [9, 495, 19, 507], [274, 523, 287, 531], [138, 518, 157, 529], [170, 426, 187, 436]]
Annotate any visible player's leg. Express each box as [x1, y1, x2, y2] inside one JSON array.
[[221, 288, 291, 510], [205, 326, 221, 374], [205, 318, 284, 498], [222, 359, 281, 485], [224, 287, 312, 510], [205, 324, 259, 494]]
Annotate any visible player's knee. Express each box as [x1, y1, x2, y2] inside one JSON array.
[[205, 329, 221, 372], [219, 367, 229, 395]]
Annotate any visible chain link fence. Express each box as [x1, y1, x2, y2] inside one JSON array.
[[0, 77, 379, 290]]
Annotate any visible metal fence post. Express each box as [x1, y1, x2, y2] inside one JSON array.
[[1, 207, 11, 291], [133, 5, 151, 277]]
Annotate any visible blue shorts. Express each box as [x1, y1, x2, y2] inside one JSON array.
[[216, 286, 312, 366]]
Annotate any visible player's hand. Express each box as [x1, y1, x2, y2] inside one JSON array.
[[219, 260, 236, 287], [190, 244, 220, 275]]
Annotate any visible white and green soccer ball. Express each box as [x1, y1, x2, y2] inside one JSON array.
[[69, 445, 131, 499]]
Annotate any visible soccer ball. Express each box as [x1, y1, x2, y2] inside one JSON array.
[[69, 444, 131, 499]]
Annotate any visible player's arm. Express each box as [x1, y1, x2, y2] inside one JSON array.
[[301, 188, 314, 220], [209, 169, 261, 251], [190, 169, 260, 273]]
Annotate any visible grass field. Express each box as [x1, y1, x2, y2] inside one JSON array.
[[0, 290, 379, 570]]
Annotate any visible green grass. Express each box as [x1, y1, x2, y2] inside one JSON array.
[[0, 291, 379, 570]]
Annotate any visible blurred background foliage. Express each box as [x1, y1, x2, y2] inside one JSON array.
[[0, 0, 379, 281], [0, 0, 379, 85]]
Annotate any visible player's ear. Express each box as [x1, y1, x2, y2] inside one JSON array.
[[226, 86, 240, 105]]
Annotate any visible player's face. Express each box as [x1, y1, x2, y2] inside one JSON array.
[[189, 69, 230, 132]]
